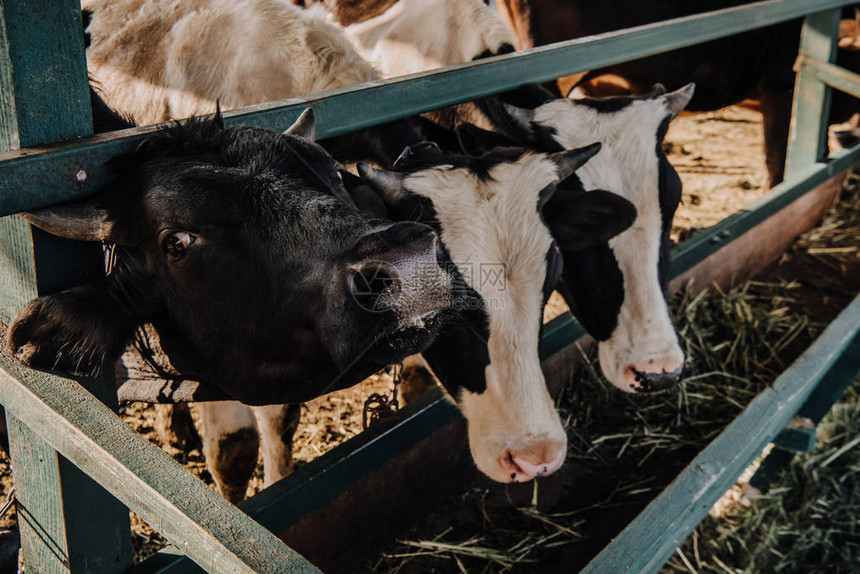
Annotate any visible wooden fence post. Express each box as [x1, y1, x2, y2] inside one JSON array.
[[0, 1, 133, 571], [784, 7, 841, 179]]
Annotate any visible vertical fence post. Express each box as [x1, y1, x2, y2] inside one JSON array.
[[784, 8, 841, 179], [752, 6, 843, 494], [0, 1, 133, 572]]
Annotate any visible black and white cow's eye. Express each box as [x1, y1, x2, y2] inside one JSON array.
[[161, 231, 196, 259]]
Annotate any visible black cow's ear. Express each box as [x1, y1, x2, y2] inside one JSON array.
[[19, 199, 113, 242], [284, 108, 316, 141], [7, 281, 137, 377], [544, 189, 637, 251], [455, 123, 520, 156]]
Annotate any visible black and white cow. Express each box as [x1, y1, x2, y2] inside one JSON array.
[[359, 144, 636, 481], [329, 0, 692, 393], [458, 85, 694, 392], [7, 112, 459, 408]]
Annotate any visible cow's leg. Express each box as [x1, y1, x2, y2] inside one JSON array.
[[399, 354, 439, 406], [198, 401, 259, 504], [251, 404, 301, 487], [760, 86, 794, 188], [154, 403, 201, 451]]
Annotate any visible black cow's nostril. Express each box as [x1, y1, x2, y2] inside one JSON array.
[[349, 264, 401, 313], [351, 267, 396, 296]]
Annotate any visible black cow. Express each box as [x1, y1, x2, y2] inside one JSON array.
[[7, 111, 460, 406]]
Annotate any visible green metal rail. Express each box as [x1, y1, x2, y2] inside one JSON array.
[[583, 295, 860, 574], [1, 0, 859, 572], [0, 0, 851, 216]]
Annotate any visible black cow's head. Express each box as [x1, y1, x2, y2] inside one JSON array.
[[466, 84, 695, 394], [7, 111, 459, 405], [359, 144, 634, 482]]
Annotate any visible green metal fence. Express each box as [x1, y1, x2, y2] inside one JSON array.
[[1, 0, 859, 572]]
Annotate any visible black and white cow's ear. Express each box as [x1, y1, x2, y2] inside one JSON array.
[[645, 83, 667, 97], [455, 123, 521, 156], [543, 189, 637, 251], [549, 143, 602, 182], [19, 200, 113, 242], [7, 281, 138, 377], [340, 169, 388, 219], [662, 83, 695, 120], [283, 108, 316, 141], [501, 102, 535, 136]]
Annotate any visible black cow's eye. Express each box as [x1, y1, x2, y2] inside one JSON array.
[[162, 231, 196, 258]]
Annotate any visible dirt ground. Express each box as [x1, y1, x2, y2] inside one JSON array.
[[0, 103, 823, 566]]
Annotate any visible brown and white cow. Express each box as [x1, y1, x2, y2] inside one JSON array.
[[82, 0, 427, 167]]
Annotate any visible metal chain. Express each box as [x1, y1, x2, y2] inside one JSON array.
[[362, 364, 401, 430]]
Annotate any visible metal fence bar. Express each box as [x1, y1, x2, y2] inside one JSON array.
[[581, 294, 860, 574], [0, 0, 854, 217]]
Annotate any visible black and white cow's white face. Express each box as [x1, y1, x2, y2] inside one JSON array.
[[516, 84, 694, 392], [7, 113, 459, 405], [504, 85, 694, 393], [360, 146, 635, 482]]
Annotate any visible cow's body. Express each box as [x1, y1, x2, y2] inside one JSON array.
[[84, 0, 376, 125], [495, 0, 860, 187], [338, 0, 523, 136], [83, 0, 427, 167]]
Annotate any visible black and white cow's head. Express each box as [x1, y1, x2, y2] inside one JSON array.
[[359, 144, 635, 482], [7, 111, 459, 405], [485, 84, 695, 394]]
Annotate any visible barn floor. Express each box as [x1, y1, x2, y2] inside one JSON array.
[[1, 103, 856, 571]]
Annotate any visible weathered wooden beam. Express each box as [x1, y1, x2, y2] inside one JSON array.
[[796, 54, 860, 100], [0, 0, 855, 217], [785, 8, 841, 179], [0, 340, 321, 574], [0, 1, 132, 571], [581, 294, 860, 574]]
